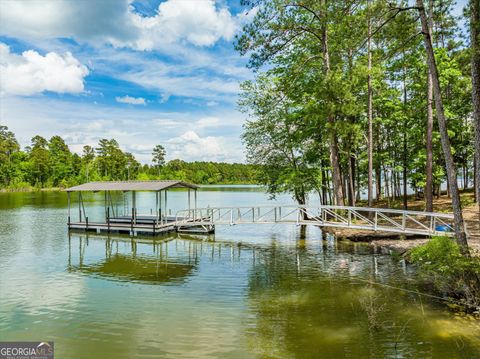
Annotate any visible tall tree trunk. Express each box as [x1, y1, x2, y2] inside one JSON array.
[[349, 153, 356, 206], [329, 136, 344, 205], [471, 0, 480, 214], [475, 156, 478, 202], [375, 124, 382, 200], [356, 152, 361, 202], [347, 148, 355, 206], [321, 159, 329, 205], [384, 164, 391, 205], [425, 0, 434, 212], [321, 0, 344, 206], [367, 1, 374, 207], [417, 0, 469, 252], [375, 165, 382, 200], [402, 62, 408, 210]]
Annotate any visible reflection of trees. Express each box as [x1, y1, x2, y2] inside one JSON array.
[[245, 237, 480, 358], [0, 191, 68, 210], [246, 239, 372, 358]]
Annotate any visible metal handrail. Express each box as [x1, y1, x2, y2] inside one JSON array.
[[176, 205, 454, 218], [174, 205, 455, 236]]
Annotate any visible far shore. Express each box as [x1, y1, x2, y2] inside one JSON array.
[[0, 183, 260, 193], [0, 187, 62, 193]]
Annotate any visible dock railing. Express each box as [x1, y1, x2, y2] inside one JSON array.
[[175, 205, 456, 237]]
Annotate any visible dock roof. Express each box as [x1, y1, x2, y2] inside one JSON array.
[[65, 180, 199, 192]]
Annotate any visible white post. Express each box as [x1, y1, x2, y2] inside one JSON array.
[[194, 189, 197, 220], [156, 191, 159, 224], [164, 190, 168, 219], [78, 192, 82, 222], [132, 191, 136, 224], [104, 191, 108, 222], [67, 192, 71, 224], [160, 190, 163, 224]]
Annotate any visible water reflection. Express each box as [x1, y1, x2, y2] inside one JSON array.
[[245, 234, 480, 358], [2, 188, 480, 358], [67, 233, 262, 287]]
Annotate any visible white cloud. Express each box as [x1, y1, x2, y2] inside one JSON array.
[[77, 44, 251, 103], [0, 0, 239, 50], [0, 43, 88, 96], [0, 0, 138, 46], [120, 69, 240, 101], [115, 95, 146, 105], [195, 117, 221, 129], [0, 96, 245, 163], [159, 93, 171, 103], [152, 118, 181, 129], [131, 0, 237, 49], [168, 130, 238, 162]]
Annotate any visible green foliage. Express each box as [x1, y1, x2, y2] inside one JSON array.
[[411, 237, 469, 276], [235, 0, 475, 208], [0, 126, 258, 189], [410, 237, 480, 307], [152, 145, 166, 168]]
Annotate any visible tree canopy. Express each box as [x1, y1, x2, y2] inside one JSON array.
[[0, 128, 258, 189]]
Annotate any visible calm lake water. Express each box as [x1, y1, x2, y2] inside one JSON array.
[[1, 187, 480, 358]]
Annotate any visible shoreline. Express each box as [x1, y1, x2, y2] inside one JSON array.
[[0, 187, 62, 193], [322, 190, 479, 255], [0, 183, 261, 193]]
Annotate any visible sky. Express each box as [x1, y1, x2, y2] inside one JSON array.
[[0, 0, 257, 163], [0, 0, 469, 164]]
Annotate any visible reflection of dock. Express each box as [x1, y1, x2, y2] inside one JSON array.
[[73, 253, 195, 284], [67, 232, 260, 285], [67, 230, 394, 287]]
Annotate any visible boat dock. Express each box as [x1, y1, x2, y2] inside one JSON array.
[[66, 180, 455, 237], [66, 180, 214, 235]]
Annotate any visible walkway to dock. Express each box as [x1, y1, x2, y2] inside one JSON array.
[[175, 205, 455, 237], [65, 181, 458, 238]]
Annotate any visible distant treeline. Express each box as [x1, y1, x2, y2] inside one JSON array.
[[0, 126, 259, 189]]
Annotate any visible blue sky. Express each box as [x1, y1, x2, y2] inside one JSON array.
[[0, 0, 256, 163], [0, 0, 469, 163]]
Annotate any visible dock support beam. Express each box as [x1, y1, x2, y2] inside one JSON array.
[[194, 189, 197, 220], [67, 192, 71, 228], [165, 190, 168, 217], [156, 191, 159, 225], [104, 191, 108, 222], [78, 192, 82, 222], [132, 191, 136, 225]]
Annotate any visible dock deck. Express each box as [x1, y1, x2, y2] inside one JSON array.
[[68, 215, 215, 235]]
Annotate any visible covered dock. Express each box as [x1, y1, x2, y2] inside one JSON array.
[[65, 180, 213, 235]]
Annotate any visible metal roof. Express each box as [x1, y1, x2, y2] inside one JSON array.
[[65, 180, 199, 192]]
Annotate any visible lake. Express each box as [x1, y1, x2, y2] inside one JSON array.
[[1, 187, 479, 358]]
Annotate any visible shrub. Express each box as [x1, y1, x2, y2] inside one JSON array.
[[409, 236, 480, 310]]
